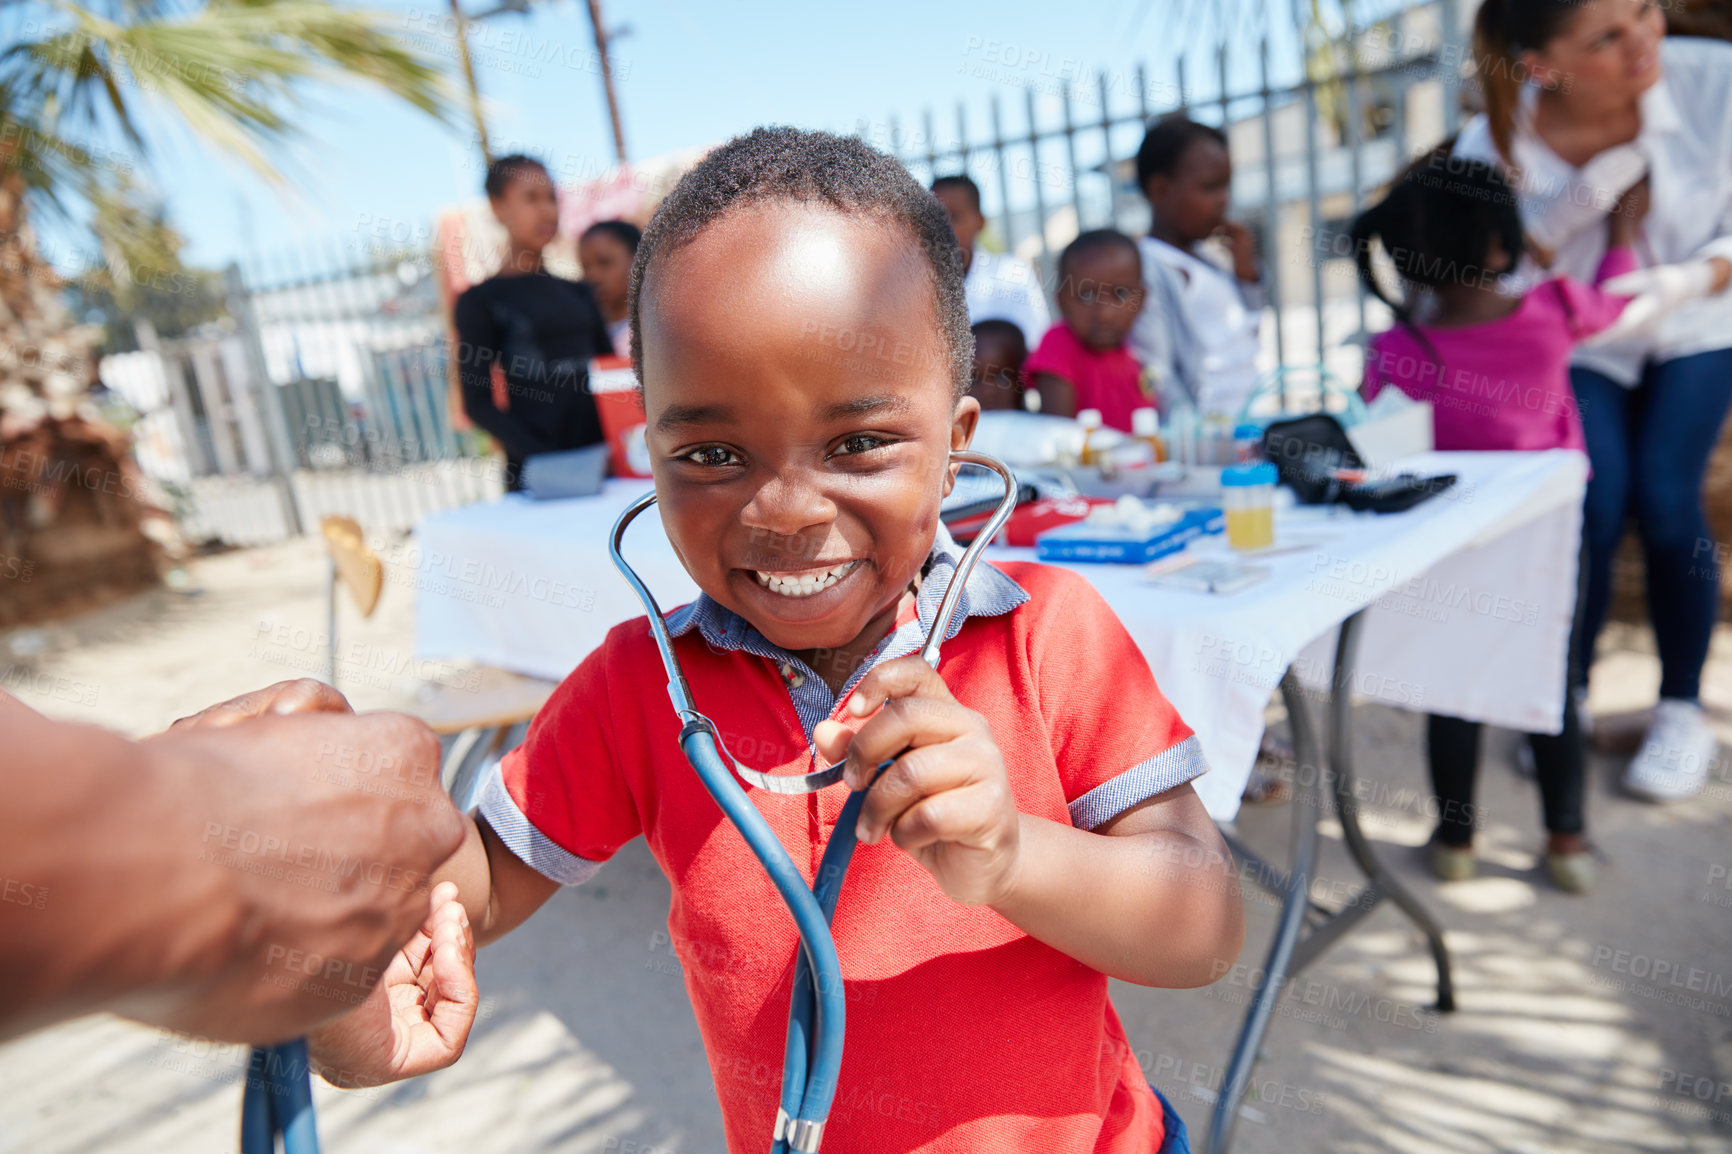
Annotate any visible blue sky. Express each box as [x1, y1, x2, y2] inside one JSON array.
[[43, 0, 1330, 272]]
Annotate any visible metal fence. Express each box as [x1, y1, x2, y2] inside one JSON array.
[[105, 245, 502, 546]]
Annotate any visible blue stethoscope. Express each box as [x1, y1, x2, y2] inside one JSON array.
[[237, 449, 1016, 1154]]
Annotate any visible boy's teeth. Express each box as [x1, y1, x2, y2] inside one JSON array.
[[753, 561, 859, 598]]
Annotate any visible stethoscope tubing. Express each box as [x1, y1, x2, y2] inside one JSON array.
[[679, 721, 850, 1151], [240, 1038, 321, 1154]]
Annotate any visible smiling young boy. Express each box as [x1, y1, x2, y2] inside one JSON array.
[[308, 128, 1242, 1154]]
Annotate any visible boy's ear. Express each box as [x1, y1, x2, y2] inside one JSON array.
[[943, 396, 982, 497], [1141, 175, 1167, 205]]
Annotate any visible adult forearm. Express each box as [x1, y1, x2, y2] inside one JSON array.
[[988, 814, 1243, 988], [0, 714, 237, 1040], [4, 696, 462, 1044]]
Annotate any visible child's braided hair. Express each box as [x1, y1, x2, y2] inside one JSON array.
[[627, 126, 973, 398]]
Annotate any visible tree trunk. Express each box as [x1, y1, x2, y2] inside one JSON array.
[[0, 169, 180, 628]]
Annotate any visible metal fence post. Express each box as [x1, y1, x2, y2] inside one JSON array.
[[225, 263, 304, 536], [1099, 71, 1121, 228], [1302, 69, 1326, 365], [1259, 38, 1287, 367], [1343, 9, 1369, 341], [1024, 87, 1052, 278], [990, 95, 1018, 256], [1439, 0, 1463, 135], [1060, 84, 1084, 235]]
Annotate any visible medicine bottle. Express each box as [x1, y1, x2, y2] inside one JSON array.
[[1132, 408, 1166, 463], [1077, 409, 1104, 467]]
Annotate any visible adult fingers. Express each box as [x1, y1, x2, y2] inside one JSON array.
[[168, 679, 353, 731]]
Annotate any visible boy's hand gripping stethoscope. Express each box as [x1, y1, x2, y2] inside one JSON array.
[[235, 450, 1015, 1154], [610, 449, 1018, 1154]]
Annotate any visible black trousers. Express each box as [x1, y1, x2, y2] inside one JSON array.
[[1427, 542, 1589, 846]]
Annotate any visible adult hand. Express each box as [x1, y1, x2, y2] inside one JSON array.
[[1587, 257, 1732, 346], [813, 656, 1021, 908], [130, 708, 463, 1043], [0, 691, 464, 1045], [308, 882, 478, 1088]]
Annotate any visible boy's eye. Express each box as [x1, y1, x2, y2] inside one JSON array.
[[835, 433, 892, 456], [683, 445, 742, 467]]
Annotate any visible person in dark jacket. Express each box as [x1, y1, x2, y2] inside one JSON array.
[[454, 155, 614, 492]]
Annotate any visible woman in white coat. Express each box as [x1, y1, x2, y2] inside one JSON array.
[[1457, 0, 1732, 803]]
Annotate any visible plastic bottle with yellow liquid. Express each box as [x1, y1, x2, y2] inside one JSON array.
[[1221, 462, 1277, 551]]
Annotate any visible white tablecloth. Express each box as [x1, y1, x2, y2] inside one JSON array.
[[414, 450, 1587, 821]]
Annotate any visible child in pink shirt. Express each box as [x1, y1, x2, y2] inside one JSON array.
[[1357, 156, 1643, 452], [1350, 150, 1647, 894], [1027, 230, 1157, 432]]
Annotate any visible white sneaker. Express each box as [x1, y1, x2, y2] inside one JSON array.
[[1622, 699, 1718, 802]]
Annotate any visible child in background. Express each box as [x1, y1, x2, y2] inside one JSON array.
[[932, 174, 1052, 349], [1027, 230, 1153, 431], [1129, 115, 1263, 419], [579, 218, 642, 354], [1353, 150, 1648, 893], [307, 128, 1241, 1153], [969, 318, 1029, 412]]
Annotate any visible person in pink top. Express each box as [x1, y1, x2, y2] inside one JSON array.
[[1027, 230, 1157, 432], [1351, 148, 1651, 893], [1358, 156, 1643, 454]]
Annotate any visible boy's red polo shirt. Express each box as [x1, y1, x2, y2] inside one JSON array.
[[482, 533, 1208, 1153]]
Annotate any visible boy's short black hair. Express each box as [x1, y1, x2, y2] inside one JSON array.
[[629, 126, 972, 397], [484, 153, 550, 199], [1135, 115, 1228, 191], [930, 174, 982, 213], [1058, 229, 1141, 280], [581, 219, 642, 252]]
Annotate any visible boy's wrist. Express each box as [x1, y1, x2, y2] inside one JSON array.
[[982, 813, 1038, 916]]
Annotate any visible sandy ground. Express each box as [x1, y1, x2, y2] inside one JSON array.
[[4, 534, 1732, 1153]]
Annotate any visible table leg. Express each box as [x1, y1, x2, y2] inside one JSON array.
[[1205, 669, 1322, 1154], [1313, 611, 1456, 1013], [1204, 611, 1456, 1153]]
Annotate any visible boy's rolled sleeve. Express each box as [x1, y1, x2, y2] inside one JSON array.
[[1028, 568, 1208, 830], [478, 643, 642, 884]]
